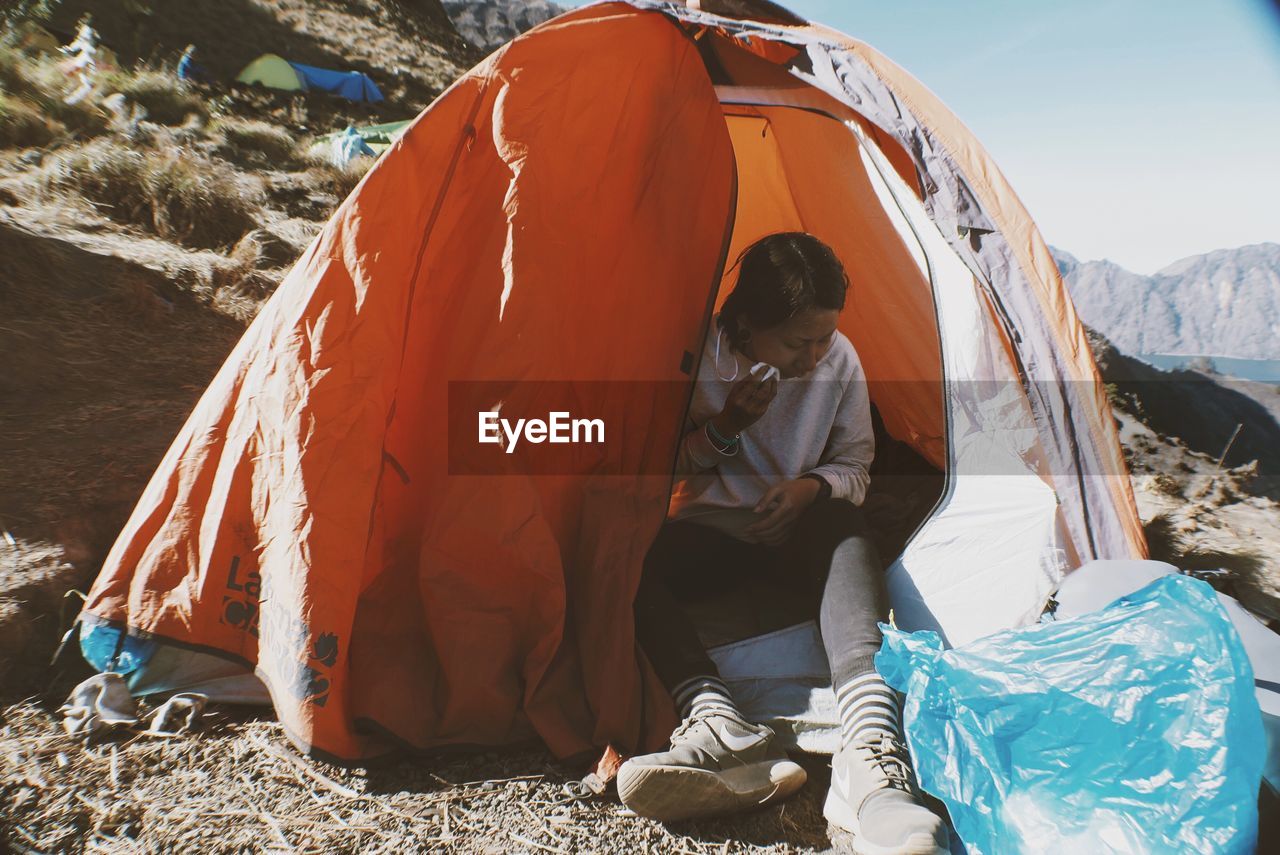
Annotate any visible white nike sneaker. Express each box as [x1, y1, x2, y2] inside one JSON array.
[[616, 712, 807, 821], [824, 734, 949, 855]]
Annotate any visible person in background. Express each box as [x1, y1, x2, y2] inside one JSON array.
[[177, 45, 210, 83]]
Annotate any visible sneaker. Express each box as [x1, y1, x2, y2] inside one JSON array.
[[616, 712, 807, 821], [824, 734, 949, 855]]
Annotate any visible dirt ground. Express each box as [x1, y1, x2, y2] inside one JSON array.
[[0, 700, 849, 854]]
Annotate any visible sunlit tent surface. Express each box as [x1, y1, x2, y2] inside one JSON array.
[[79, 0, 1145, 763], [234, 53, 304, 91]]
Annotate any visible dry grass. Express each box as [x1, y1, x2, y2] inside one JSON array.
[[302, 155, 373, 202], [40, 136, 263, 249], [101, 69, 208, 127], [0, 47, 210, 143], [0, 91, 59, 148], [221, 118, 296, 161], [0, 700, 835, 854], [1148, 472, 1183, 498], [0, 44, 110, 140], [210, 230, 286, 322], [1144, 513, 1266, 585], [214, 116, 297, 164], [0, 44, 30, 95]]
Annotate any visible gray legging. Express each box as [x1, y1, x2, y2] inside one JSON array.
[[635, 498, 887, 692]]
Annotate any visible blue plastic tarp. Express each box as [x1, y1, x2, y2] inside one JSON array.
[[287, 62, 383, 102], [330, 127, 378, 165], [877, 574, 1265, 854]]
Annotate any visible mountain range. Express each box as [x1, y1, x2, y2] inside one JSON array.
[[442, 0, 564, 51], [1055, 243, 1280, 361]]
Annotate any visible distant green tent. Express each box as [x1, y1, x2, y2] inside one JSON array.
[[235, 53, 304, 92], [314, 119, 413, 155], [352, 120, 412, 149]]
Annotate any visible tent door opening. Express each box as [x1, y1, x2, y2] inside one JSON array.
[[677, 93, 948, 657], [677, 76, 1071, 751]]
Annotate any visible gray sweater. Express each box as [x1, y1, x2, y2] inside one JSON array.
[[669, 318, 875, 541]]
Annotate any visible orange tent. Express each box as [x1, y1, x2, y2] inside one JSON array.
[[80, 0, 1144, 763]]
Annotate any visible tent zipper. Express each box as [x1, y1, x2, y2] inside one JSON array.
[[664, 154, 740, 504], [393, 82, 489, 382], [368, 77, 491, 559], [842, 119, 953, 558]]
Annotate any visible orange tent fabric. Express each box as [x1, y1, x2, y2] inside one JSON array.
[[87, 4, 736, 760], [82, 0, 1144, 762]]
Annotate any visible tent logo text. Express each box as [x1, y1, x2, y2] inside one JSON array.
[[221, 555, 261, 637]]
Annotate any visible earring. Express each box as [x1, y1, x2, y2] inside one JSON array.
[[714, 326, 739, 381]]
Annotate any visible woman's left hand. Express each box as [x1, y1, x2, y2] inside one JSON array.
[[744, 478, 821, 545]]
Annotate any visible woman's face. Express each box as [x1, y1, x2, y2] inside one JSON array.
[[741, 307, 840, 379]]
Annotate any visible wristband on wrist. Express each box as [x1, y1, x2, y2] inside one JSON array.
[[705, 419, 739, 447], [704, 421, 739, 455]]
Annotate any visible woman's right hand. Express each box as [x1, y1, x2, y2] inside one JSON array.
[[711, 374, 779, 436]]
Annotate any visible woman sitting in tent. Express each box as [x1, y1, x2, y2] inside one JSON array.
[[617, 233, 948, 854]]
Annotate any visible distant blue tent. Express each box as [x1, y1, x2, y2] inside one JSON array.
[[286, 62, 384, 103]]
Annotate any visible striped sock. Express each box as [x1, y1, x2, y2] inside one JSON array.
[[835, 671, 901, 748], [671, 675, 747, 723]]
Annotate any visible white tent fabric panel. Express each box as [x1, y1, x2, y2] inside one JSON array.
[[128, 645, 269, 705], [709, 620, 840, 754], [699, 108, 1071, 755], [850, 122, 1068, 647]]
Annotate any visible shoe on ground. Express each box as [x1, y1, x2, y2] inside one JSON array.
[[616, 712, 806, 822], [824, 733, 949, 855]]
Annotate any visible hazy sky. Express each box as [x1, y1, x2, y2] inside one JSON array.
[[561, 1, 1280, 273]]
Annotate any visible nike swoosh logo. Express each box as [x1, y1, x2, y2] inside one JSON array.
[[714, 724, 763, 753], [833, 764, 852, 797]]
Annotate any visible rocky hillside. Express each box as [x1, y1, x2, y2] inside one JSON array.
[[0, 0, 478, 691], [442, 0, 564, 51], [44, 0, 480, 114], [1089, 330, 1280, 497], [1057, 243, 1280, 361]]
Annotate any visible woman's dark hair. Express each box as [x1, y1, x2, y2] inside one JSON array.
[[718, 232, 849, 347]]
